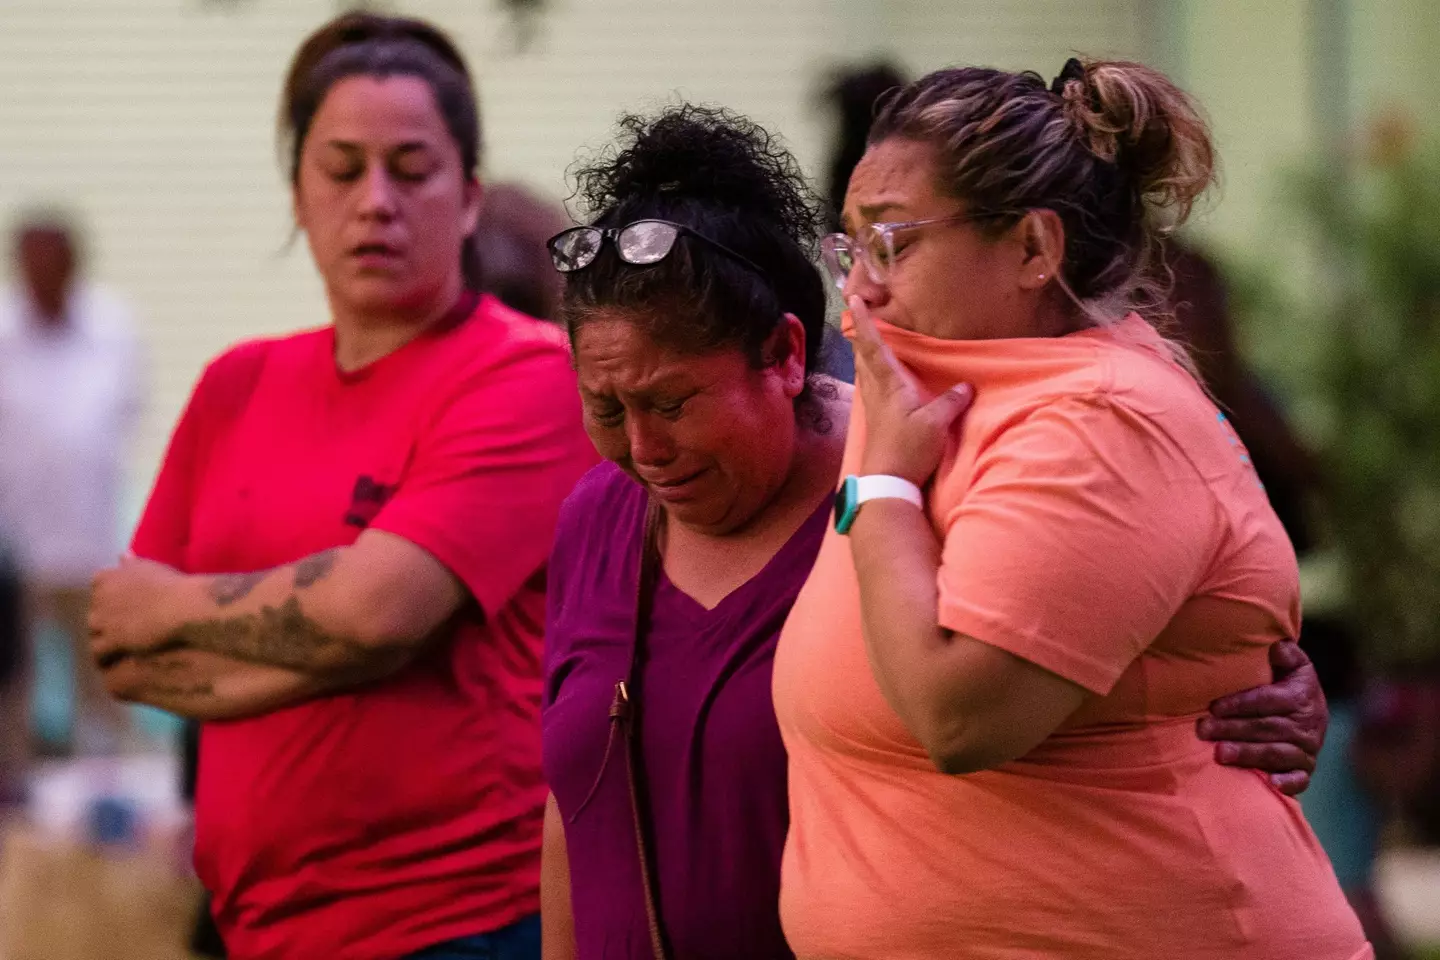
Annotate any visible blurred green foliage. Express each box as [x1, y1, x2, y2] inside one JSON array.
[[1230, 127, 1440, 665]]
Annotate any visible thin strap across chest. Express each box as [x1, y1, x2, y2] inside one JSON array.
[[614, 498, 671, 960]]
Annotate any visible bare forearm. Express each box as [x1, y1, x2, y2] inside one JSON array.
[[128, 549, 409, 677], [848, 500, 954, 745], [541, 794, 577, 960], [92, 534, 462, 692], [180, 549, 370, 669], [102, 649, 345, 721]]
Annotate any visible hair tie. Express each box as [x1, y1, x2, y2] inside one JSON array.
[[1050, 58, 1086, 96]]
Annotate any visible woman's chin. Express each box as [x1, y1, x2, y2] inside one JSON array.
[[659, 497, 719, 528], [329, 270, 454, 320]]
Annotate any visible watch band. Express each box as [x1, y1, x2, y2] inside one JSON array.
[[834, 474, 924, 534]]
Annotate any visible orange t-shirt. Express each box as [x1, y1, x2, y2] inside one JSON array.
[[773, 315, 1369, 960]]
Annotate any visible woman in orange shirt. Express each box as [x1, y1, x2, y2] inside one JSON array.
[[773, 59, 1371, 959]]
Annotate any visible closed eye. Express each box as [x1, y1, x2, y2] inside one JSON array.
[[587, 403, 625, 427], [391, 158, 436, 184]]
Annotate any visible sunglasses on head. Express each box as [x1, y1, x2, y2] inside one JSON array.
[[547, 218, 765, 276]]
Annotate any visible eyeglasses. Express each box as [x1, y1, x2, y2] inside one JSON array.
[[547, 219, 764, 276], [819, 212, 1008, 291]]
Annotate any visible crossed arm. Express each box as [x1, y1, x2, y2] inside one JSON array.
[[89, 530, 465, 721]]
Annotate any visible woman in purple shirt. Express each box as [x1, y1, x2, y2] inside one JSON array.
[[539, 106, 1330, 960]]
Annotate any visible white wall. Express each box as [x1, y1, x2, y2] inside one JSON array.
[[888, 0, 1149, 74], [0, 0, 1148, 513], [1164, 0, 1316, 254]]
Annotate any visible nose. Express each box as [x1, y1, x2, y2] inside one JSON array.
[[842, 257, 889, 310], [626, 412, 676, 468], [358, 166, 398, 221]]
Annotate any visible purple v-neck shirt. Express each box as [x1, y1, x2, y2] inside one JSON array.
[[543, 462, 831, 960]]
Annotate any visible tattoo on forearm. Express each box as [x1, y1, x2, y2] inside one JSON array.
[[145, 679, 217, 699], [294, 549, 339, 589], [161, 595, 364, 672], [210, 571, 265, 607], [124, 653, 217, 704], [207, 548, 338, 608]]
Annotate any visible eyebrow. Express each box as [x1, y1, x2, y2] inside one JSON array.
[[843, 201, 902, 235], [322, 140, 434, 156], [860, 202, 902, 222]]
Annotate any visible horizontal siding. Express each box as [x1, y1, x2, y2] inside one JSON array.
[[0, 0, 1147, 519], [890, 0, 1147, 74]]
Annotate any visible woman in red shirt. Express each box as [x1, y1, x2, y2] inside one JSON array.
[[85, 13, 595, 959]]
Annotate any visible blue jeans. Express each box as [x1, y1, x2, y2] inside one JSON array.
[[403, 914, 540, 960]]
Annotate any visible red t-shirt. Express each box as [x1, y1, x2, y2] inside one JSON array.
[[132, 294, 598, 960]]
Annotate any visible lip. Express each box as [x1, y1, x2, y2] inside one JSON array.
[[640, 467, 709, 501], [348, 242, 404, 268]]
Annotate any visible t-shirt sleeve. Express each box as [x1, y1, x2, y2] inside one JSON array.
[[130, 391, 202, 568], [130, 344, 267, 569], [370, 345, 596, 619], [541, 463, 628, 711], [935, 396, 1220, 695]]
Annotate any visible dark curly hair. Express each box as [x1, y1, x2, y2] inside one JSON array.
[[560, 105, 827, 381]]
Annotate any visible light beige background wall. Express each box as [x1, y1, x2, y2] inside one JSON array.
[[1166, 0, 1316, 254], [0, 0, 1149, 517], [1166, 0, 1440, 255]]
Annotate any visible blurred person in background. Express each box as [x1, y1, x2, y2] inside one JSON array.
[[0, 545, 22, 807], [0, 214, 142, 775], [1354, 665, 1440, 847], [1166, 241, 1405, 958], [1166, 243, 1321, 552], [820, 61, 908, 233], [814, 62, 909, 383], [539, 105, 1331, 960], [471, 181, 569, 322], [84, 12, 595, 960], [1307, 619, 1407, 960]]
